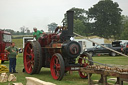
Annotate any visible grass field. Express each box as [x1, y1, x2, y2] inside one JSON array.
[[1, 54, 128, 85]]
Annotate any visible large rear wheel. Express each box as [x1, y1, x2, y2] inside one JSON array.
[[23, 41, 42, 74], [78, 52, 93, 78], [50, 53, 65, 80]]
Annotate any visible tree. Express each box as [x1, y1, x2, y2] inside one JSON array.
[[16, 31, 20, 35], [20, 26, 30, 35], [41, 30, 44, 32], [74, 19, 86, 35], [88, 0, 122, 39], [20, 26, 26, 34], [62, 7, 88, 25], [120, 15, 128, 40], [48, 22, 58, 33], [62, 7, 89, 36], [26, 29, 30, 34], [4, 29, 15, 35]]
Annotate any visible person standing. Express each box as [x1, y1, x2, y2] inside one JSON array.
[[33, 27, 44, 40], [5, 42, 18, 73]]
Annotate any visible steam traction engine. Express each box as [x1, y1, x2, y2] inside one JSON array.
[[23, 11, 93, 80]]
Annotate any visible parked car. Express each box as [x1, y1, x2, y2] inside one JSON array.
[[85, 43, 122, 57], [122, 42, 128, 55]]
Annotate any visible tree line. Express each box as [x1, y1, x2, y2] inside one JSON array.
[[1, 0, 128, 40], [0, 26, 32, 35]]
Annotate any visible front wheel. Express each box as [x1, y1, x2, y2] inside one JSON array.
[[50, 53, 65, 80], [78, 52, 93, 78]]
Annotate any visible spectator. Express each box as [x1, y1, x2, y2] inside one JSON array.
[[5, 42, 18, 73]]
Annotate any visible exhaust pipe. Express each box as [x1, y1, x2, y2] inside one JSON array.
[[67, 11, 74, 37]]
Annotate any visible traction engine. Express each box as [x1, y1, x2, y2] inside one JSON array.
[[23, 11, 93, 80]]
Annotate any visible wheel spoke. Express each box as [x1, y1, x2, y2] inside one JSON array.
[[55, 58, 58, 64], [54, 57, 60, 70], [55, 64, 60, 70], [31, 53, 34, 60], [56, 71, 60, 77], [31, 61, 34, 68], [28, 45, 32, 51], [28, 65, 32, 71], [52, 57, 55, 65], [26, 55, 30, 61], [54, 69, 56, 75], [26, 52, 30, 56], [30, 49, 34, 54], [26, 61, 31, 65]]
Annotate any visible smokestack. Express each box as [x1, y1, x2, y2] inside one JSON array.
[[67, 11, 74, 36]]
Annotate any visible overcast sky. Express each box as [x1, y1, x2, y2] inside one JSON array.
[[0, 0, 128, 32]]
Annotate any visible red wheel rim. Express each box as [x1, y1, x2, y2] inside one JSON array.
[[24, 42, 34, 74], [50, 55, 61, 80], [78, 54, 89, 78]]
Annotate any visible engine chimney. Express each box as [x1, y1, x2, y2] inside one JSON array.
[[67, 11, 74, 37], [60, 11, 74, 41]]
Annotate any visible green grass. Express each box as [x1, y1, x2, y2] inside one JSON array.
[[12, 35, 32, 38], [93, 55, 128, 65], [12, 39, 23, 48], [1, 54, 128, 85]]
